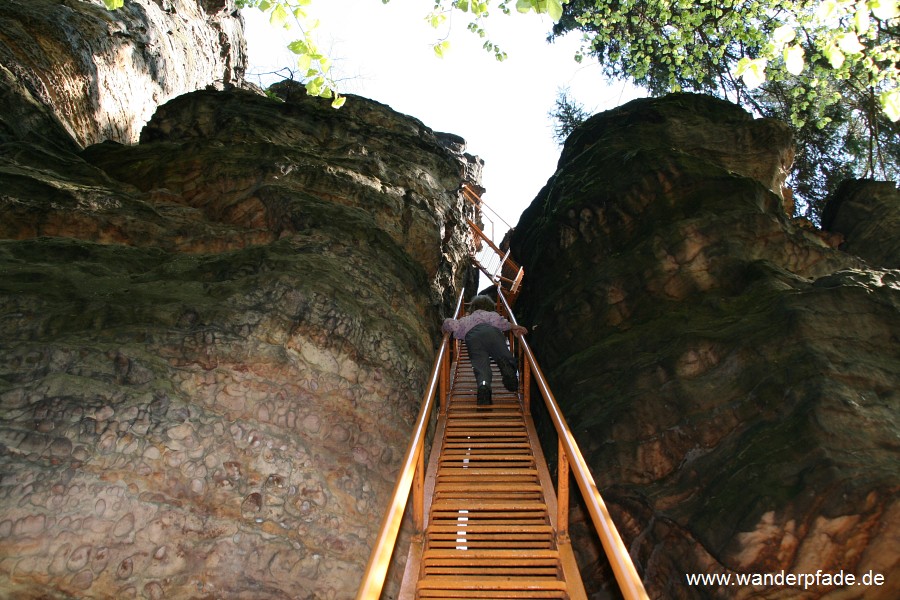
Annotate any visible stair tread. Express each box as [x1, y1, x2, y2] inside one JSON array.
[[428, 524, 553, 532], [423, 549, 559, 560], [417, 577, 567, 590]]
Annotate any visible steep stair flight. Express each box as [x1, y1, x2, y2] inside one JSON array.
[[356, 186, 648, 599], [408, 341, 584, 598]]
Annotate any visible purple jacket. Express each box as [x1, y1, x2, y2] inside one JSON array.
[[442, 310, 512, 340]]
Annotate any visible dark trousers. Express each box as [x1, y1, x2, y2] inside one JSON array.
[[464, 324, 516, 389]]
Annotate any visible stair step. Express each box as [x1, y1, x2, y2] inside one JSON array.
[[423, 548, 561, 561], [418, 592, 567, 599], [435, 482, 542, 492], [396, 340, 587, 599], [432, 497, 547, 508], [439, 453, 530, 463], [443, 439, 531, 445], [437, 475, 539, 483], [418, 589, 567, 599], [428, 523, 554, 533], [417, 576, 566, 590]]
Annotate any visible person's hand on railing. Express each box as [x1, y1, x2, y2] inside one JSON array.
[[511, 325, 528, 336]]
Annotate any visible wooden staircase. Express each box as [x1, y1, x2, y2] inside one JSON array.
[[400, 342, 587, 599], [355, 286, 647, 600]]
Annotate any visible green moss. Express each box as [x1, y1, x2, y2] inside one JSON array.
[[680, 413, 825, 554]]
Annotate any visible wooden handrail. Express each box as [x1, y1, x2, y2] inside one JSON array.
[[497, 289, 650, 600], [355, 289, 466, 600], [467, 217, 524, 306], [460, 181, 515, 233], [466, 217, 521, 272]]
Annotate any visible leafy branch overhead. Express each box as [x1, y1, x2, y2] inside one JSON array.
[[234, 0, 567, 103], [235, 0, 345, 108], [427, 0, 566, 59], [550, 0, 898, 225], [104, 1, 896, 125], [101, 0, 563, 106], [555, 0, 899, 122]]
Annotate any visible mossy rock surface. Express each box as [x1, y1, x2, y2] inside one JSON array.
[[512, 93, 900, 598], [0, 85, 478, 599]]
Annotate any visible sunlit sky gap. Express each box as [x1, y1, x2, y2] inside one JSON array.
[[242, 0, 644, 227]]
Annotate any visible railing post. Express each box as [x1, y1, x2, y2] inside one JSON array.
[[439, 350, 449, 415], [413, 446, 425, 531], [522, 352, 531, 415], [557, 438, 570, 543]]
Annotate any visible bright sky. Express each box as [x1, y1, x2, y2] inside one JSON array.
[[241, 0, 643, 228]]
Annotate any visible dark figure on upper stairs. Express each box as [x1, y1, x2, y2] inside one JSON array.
[[441, 294, 528, 406]]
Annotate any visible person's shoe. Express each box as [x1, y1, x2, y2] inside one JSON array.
[[476, 383, 492, 406], [498, 360, 519, 392]]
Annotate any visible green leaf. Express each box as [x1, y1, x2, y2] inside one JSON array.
[[824, 44, 845, 68], [331, 95, 347, 109], [772, 25, 795, 50], [836, 32, 865, 53], [288, 40, 309, 54], [270, 4, 289, 26], [880, 89, 900, 121], [871, 0, 900, 20], [102, 0, 125, 9], [433, 39, 451, 57], [296, 52, 312, 71], [855, 1, 871, 34], [784, 45, 805, 75], [815, 0, 840, 22], [305, 78, 322, 96], [734, 57, 767, 89], [547, 0, 563, 21]]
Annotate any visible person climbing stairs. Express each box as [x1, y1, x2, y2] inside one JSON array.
[[406, 340, 587, 599]]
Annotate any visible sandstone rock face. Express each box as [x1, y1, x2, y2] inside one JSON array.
[[0, 0, 246, 148], [511, 94, 899, 599], [0, 83, 478, 599], [822, 179, 900, 270]]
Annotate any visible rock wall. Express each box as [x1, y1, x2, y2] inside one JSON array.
[[822, 179, 900, 270], [511, 94, 899, 599], [0, 0, 246, 148], [0, 77, 479, 599]]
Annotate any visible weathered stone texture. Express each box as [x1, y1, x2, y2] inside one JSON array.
[[0, 83, 478, 599], [822, 178, 900, 270], [0, 0, 246, 147], [511, 93, 899, 599]]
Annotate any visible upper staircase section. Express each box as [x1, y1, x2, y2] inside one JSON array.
[[461, 183, 524, 304]]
